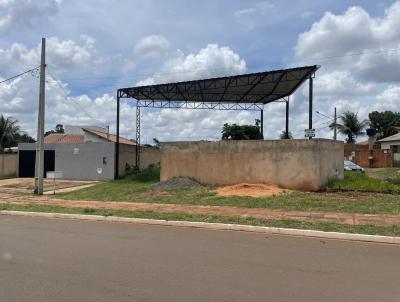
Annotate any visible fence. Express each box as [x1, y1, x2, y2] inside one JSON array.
[[0, 153, 18, 176]]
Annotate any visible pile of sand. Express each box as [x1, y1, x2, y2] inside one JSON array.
[[215, 183, 287, 197]]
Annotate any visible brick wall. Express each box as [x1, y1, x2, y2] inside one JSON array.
[[344, 144, 393, 168]]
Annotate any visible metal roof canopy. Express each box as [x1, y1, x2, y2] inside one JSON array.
[[115, 65, 320, 178]]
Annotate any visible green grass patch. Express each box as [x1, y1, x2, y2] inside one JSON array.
[[366, 168, 400, 184], [1, 202, 400, 237], [57, 167, 400, 216], [328, 171, 400, 193], [60, 182, 400, 215], [0, 173, 16, 180]]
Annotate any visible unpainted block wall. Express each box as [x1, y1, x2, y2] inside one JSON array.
[[160, 139, 344, 191], [118, 145, 161, 177], [0, 154, 17, 176]]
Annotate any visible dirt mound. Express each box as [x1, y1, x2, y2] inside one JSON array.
[[215, 183, 287, 197], [152, 177, 202, 190]]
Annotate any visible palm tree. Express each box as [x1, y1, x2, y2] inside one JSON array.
[[0, 115, 21, 151], [335, 111, 368, 144]]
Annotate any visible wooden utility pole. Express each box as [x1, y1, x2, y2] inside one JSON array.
[[34, 38, 46, 195], [333, 107, 337, 141]]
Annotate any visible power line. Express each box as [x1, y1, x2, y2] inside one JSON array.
[[0, 66, 40, 85], [45, 47, 400, 85], [46, 74, 109, 127]]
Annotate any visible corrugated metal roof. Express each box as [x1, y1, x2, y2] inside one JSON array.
[[378, 133, 400, 142], [119, 65, 319, 104]]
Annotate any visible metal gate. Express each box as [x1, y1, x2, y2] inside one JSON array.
[[18, 150, 55, 177]]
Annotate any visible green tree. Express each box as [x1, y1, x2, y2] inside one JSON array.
[[153, 138, 160, 148], [221, 123, 263, 140], [55, 124, 64, 133], [279, 130, 293, 139], [15, 133, 35, 143], [369, 111, 400, 140], [45, 124, 65, 136], [0, 115, 21, 151], [337, 111, 368, 144]]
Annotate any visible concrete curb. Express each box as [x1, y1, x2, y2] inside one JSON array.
[[1, 210, 400, 244]]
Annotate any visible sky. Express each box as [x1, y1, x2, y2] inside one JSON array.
[[1, 0, 400, 143]]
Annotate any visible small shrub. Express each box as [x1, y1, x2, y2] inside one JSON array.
[[131, 163, 160, 182]]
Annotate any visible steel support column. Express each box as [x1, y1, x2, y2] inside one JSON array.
[[308, 76, 313, 139], [115, 91, 120, 179], [260, 109, 264, 138], [135, 105, 141, 170], [285, 97, 289, 138]]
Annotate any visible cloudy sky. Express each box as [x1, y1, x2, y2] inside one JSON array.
[[1, 0, 400, 143]]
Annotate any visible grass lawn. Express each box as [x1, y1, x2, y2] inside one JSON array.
[[0, 173, 16, 180], [328, 171, 400, 193], [366, 168, 400, 182], [1, 202, 400, 237], [58, 168, 400, 216]]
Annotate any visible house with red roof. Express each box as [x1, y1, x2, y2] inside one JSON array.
[[18, 125, 159, 180]]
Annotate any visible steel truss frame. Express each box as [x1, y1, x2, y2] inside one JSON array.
[[115, 66, 317, 178], [115, 93, 291, 177]]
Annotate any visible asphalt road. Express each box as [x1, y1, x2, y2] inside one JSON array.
[[1, 216, 399, 302]]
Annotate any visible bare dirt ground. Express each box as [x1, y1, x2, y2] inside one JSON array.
[[1, 189, 400, 226], [1, 178, 400, 227], [0, 178, 98, 194], [215, 183, 287, 197]]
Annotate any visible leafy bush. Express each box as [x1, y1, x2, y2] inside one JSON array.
[[130, 163, 160, 182]]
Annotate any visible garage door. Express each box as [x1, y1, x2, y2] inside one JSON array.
[[18, 150, 55, 177]]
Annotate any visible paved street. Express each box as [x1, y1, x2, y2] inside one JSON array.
[[1, 216, 399, 302]]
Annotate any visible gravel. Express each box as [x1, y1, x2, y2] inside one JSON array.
[[152, 177, 202, 190]]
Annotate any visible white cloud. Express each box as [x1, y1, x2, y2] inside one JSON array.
[[374, 85, 400, 111], [0, 36, 99, 77], [0, 41, 253, 141], [295, 1, 400, 82], [233, 1, 275, 28], [315, 71, 375, 98], [0, 0, 60, 31], [129, 43, 256, 142], [137, 44, 246, 85], [134, 35, 171, 58], [290, 1, 400, 142]]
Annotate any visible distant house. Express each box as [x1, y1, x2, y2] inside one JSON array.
[[18, 125, 159, 180], [378, 133, 400, 152], [378, 133, 400, 167], [344, 140, 393, 168], [44, 125, 137, 146]]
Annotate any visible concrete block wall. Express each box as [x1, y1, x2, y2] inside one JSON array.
[[118, 145, 161, 177], [0, 154, 17, 176], [160, 139, 344, 191]]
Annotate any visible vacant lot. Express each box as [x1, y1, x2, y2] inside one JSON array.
[[2, 167, 399, 236], [59, 168, 400, 215]]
